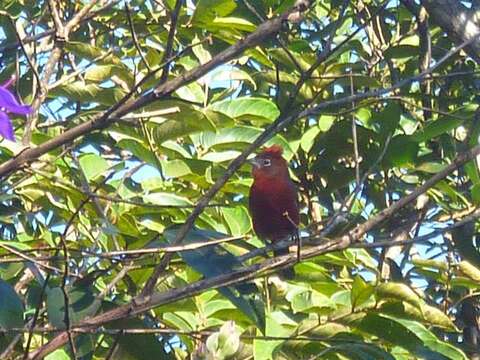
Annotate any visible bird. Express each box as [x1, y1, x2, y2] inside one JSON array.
[[248, 144, 300, 279]]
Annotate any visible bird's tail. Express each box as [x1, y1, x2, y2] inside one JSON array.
[[273, 247, 295, 279]]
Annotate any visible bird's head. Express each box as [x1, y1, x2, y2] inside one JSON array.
[[249, 145, 289, 179]]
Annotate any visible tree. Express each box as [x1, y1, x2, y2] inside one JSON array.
[[0, 0, 479, 358]]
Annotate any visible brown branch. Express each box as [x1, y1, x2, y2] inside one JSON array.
[[64, 0, 101, 34], [47, 0, 65, 35], [0, 234, 247, 265]]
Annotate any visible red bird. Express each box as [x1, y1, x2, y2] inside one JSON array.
[[248, 145, 299, 278]]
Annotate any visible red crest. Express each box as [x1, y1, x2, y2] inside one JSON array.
[[261, 144, 283, 157]]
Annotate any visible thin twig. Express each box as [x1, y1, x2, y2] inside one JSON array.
[[350, 69, 360, 185], [159, 0, 183, 83], [0, 242, 62, 274], [124, 2, 151, 72], [9, 17, 43, 96]]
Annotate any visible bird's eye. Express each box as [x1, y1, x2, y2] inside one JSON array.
[[263, 159, 271, 167]]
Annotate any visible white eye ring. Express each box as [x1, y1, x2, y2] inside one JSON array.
[[263, 159, 271, 167]]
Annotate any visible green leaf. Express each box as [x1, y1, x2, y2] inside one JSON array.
[[175, 82, 206, 103], [46, 285, 100, 329], [161, 159, 192, 178], [84, 64, 117, 82], [332, 341, 396, 360], [385, 135, 418, 167], [118, 139, 158, 166], [192, 0, 237, 25], [45, 349, 70, 360], [65, 42, 124, 66], [201, 150, 240, 162], [376, 102, 401, 137], [203, 299, 236, 318], [384, 45, 418, 59], [152, 102, 217, 143], [0, 279, 23, 352], [355, 313, 423, 353], [410, 118, 463, 143], [79, 153, 109, 181], [471, 183, 480, 205], [211, 67, 257, 89], [466, 160, 480, 185], [192, 35, 212, 64], [212, 17, 256, 31], [351, 275, 374, 310], [286, 285, 335, 313], [210, 97, 280, 123], [376, 282, 422, 309], [143, 193, 192, 207], [49, 82, 128, 106], [435, 180, 460, 202], [222, 206, 251, 235], [300, 126, 321, 153], [84, 64, 133, 85], [191, 126, 293, 159], [318, 115, 335, 132], [419, 303, 456, 330], [458, 261, 480, 282], [163, 311, 197, 331], [416, 162, 445, 173], [385, 316, 468, 360], [254, 311, 295, 360]]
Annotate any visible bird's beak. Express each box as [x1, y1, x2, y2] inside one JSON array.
[[248, 156, 261, 168]]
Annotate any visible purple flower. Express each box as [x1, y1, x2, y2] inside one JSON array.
[[0, 78, 32, 141]]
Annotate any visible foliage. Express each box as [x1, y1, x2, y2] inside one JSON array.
[[0, 0, 479, 359]]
